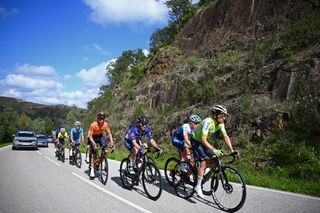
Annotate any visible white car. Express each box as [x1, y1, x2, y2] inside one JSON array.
[[12, 131, 38, 150]]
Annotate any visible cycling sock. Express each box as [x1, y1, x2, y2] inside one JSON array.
[[196, 176, 203, 188]]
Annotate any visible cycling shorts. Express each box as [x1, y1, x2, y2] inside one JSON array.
[[171, 132, 187, 152], [89, 135, 108, 151], [59, 139, 66, 146], [124, 139, 143, 159], [190, 138, 214, 162]]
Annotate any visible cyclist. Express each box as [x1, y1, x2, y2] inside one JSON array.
[[191, 105, 238, 198], [57, 127, 68, 152], [124, 115, 162, 174], [69, 121, 84, 157], [171, 114, 201, 171], [89, 112, 115, 178]]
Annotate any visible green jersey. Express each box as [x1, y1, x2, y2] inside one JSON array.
[[192, 117, 227, 142]]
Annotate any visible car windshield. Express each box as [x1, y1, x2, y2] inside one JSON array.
[[37, 136, 46, 139], [17, 132, 35, 137]]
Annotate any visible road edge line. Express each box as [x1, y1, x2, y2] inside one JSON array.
[[45, 156, 61, 166]]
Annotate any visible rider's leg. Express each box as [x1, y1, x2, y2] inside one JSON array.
[[89, 143, 95, 177]]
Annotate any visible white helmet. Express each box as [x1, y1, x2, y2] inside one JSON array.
[[60, 128, 65, 132], [75, 121, 81, 126], [211, 104, 227, 114]]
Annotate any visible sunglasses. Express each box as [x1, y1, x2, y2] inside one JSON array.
[[217, 114, 226, 119]]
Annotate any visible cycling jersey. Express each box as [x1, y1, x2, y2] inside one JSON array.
[[125, 126, 153, 142], [70, 127, 83, 144], [192, 117, 227, 142], [89, 121, 110, 136], [172, 123, 193, 151], [58, 132, 68, 145]]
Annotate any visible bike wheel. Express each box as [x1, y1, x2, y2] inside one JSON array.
[[98, 157, 109, 185], [211, 166, 246, 212], [202, 168, 214, 195], [173, 162, 196, 199], [164, 157, 179, 186], [142, 161, 162, 201], [61, 147, 65, 163], [119, 158, 134, 190], [75, 149, 82, 168]]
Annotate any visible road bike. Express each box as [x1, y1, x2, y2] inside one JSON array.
[[119, 146, 162, 201], [88, 144, 113, 185], [69, 143, 82, 168], [56, 142, 65, 163], [173, 151, 246, 212]]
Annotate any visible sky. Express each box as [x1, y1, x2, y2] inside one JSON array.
[[0, 0, 170, 109]]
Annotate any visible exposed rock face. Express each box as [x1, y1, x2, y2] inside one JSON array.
[[173, 0, 318, 57]]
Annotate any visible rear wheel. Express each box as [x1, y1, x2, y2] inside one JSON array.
[[120, 157, 134, 190], [211, 166, 246, 212], [164, 157, 179, 186], [142, 162, 162, 201], [173, 162, 196, 199]]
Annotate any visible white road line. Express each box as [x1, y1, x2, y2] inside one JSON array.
[[72, 172, 152, 213], [45, 156, 61, 166], [37, 151, 43, 155], [247, 185, 320, 201]]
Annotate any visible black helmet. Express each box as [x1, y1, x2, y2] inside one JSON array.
[[211, 105, 228, 115], [97, 111, 106, 120], [137, 115, 148, 125]]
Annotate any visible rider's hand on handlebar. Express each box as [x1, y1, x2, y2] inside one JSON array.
[[213, 149, 223, 157], [229, 149, 239, 157], [155, 146, 163, 154]]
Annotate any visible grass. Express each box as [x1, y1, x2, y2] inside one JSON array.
[[0, 142, 11, 148]]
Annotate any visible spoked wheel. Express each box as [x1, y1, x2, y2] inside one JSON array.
[[120, 158, 134, 190], [211, 166, 246, 212], [98, 157, 109, 185], [164, 157, 179, 186], [202, 168, 214, 195], [75, 149, 82, 168], [173, 162, 196, 199], [142, 161, 162, 201]]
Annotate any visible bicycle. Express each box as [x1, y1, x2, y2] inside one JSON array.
[[69, 143, 82, 168], [119, 145, 163, 201], [56, 142, 65, 163], [88, 144, 113, 185], [173, 151, 246, 212]]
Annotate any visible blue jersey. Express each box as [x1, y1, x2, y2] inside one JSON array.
[[125, 126, 153, 142], [70, 127, 83, 141], [176, 123, 193, 140]]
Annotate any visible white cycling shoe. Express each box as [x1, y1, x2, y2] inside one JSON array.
[[90, 167, 95, 178], [194, 186, 204, 199]]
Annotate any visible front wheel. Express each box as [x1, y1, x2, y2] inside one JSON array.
[[173, 162, 196, 199], [142, 162, 162, 201], [120, 158, 134, 190], [75, 149, 82, 168], [211, 166, 246, 212], [98, 157, 109, 185], [164, 157, 179, 186]]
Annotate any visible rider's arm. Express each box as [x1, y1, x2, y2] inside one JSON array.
[[106, 125, 114, 147], [182, 124, 192, 147], [220, 124, 233, 152], [89, 123, 96, 148], [70, 129, 75, 143]]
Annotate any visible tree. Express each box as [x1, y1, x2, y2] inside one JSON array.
[[165, 0, 193, 23], [43, 117, 54, 135], [106, 49, 147, 85], [31, 118, 45, 134], [17, 112, 32, 130], [65, 105, 86, 133]]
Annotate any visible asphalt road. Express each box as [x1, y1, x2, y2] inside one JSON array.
[[0, 144, 319, 213]]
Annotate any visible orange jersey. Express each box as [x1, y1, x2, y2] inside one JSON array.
[[89, 121, 110, 136]]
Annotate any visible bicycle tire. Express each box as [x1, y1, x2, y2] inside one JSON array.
[[119, 157, 134, 190], [164, 157, 179, 186], [61, 147, 65, 163], [211, 166, 246, 212], [142, 161, 162, 201], [98, 156, 109, 185], [173, 162, 196, 199], [75, 149, 82, 168]]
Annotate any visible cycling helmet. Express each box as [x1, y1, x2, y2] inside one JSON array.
[[211, 104, 228, 115], [97, 112, 106, 120], [60, 128, 65, 132], [137, 115, 148, 125], [75, 121, 81, 126], [189, 114, 201, 124]]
